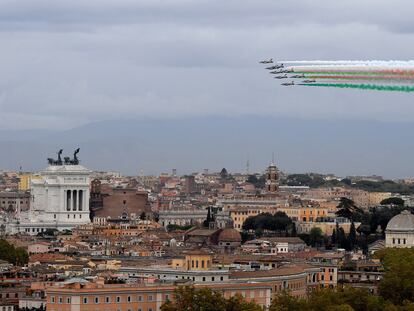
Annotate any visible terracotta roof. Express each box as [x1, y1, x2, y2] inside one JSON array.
[[187, 229, 220, 236], [218, 229, 242, 242]]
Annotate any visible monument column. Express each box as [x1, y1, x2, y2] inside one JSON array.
[[78, 190, 83, 211], [66, 190, 71, 212], [73, 190, 77, 211]]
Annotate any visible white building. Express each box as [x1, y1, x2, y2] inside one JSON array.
[[7, 157, 91, 235], [385, 210, 414, 248]]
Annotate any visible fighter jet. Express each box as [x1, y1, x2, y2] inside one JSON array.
[[302, 79, 316, 83], [265, 64, 284, 70], [259, 58, 273, 64], [274, 74, 288, 79], [269, 69, 285, 74], [281, 81, 295, 86], [290, 74, 305, 78]]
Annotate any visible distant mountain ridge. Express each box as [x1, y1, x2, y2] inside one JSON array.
[[0, 116, 413, 178]]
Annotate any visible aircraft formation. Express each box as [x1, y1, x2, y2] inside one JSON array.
[[259, 59, 311, 87], [259, 59, 414, 92]]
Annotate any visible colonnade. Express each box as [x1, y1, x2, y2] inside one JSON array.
[[65, 189, 84, 211]]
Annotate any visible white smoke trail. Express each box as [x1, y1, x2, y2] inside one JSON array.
[[286, 65, 414, 72], [281, 60, 414, 67]]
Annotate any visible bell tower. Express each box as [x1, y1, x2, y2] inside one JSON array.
[[265, 155, 279, 193]]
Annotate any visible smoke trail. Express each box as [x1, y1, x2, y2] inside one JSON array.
[[304, 75, 414, 81], [299, 83, 414, 92], [295, 71, 400, 76], [282, 60, 414, 66], [290, 66, 414, 73]]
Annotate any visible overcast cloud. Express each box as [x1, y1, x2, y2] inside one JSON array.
[[0, 0, 413, 130]]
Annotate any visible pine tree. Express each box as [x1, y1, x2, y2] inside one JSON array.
[[348, 222, 357, 250], [337, 227, 347, 249], [331, 229, 337, 246], [291, 224, 297, 237]]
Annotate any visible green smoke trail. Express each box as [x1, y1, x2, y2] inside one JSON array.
[[295, 71, 384, 75], [299, 83, 414, 92]]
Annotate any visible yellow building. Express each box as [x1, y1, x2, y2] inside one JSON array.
[[18, 173, 41, 190], [171, 250, 213, 271]]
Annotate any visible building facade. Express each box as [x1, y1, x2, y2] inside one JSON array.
[[7, 153, 91, 235]]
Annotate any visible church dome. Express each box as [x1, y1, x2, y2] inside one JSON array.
[[386, 210, 414, 232], [218, 228, 242, 242]]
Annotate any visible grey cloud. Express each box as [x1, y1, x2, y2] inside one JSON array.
[[0, 0, 413, 131]]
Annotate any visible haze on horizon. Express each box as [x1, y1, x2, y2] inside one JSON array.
[[0, 0, 414, 177]]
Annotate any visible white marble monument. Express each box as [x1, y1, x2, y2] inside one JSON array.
[[7, 149, 91, 235]]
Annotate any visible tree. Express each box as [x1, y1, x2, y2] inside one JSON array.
[[0, 239, 29, 266], [376, 248, 414, 305], [380, 197, 405, 206], [203, 206, 214, 228], [331, 228, 337, 246], [15, 247, 29, 266], [247, 175, 265, 189], [160, 286, 262, 311], [220, 168, 229, 180], [269, 291, 306, 311], [337, 227, 348, 249], [290, 224, 297, 237], [347, 222, 357, 250], [242, 212, 292, 233], [269, 287, 385, 311], [309, 227, 323, 247], [336, 197, 363, 221], [225, 295, 263, 311]]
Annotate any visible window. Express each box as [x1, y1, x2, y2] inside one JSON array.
[[138, 296, 142, 302], [51, 296, 55, 303], [212, 277, 215, 281], [220, 276, 223, 281], [148, 295, 153, 301], [105, 297, 110, 303], [202, 277, 206, 282], [95, 297, 99, 304], [116, 296, 121, 303], [127, 296, 131, 302], [67, 297, 71, 303], [83, 297, 88, 304]]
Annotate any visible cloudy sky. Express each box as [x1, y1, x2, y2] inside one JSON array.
[[1, 1, 414, 177], [1, 0, 414, 130]]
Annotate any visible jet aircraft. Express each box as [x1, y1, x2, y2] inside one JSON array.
[[259, 58, 273, 64], [274, 74, 288, 79], [281, 81, 295, 86]]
